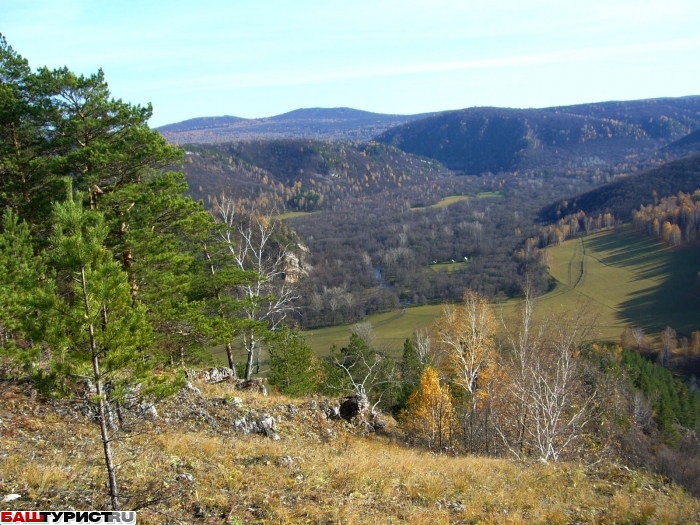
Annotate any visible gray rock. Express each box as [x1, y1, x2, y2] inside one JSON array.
[[139, 403, 158, 420], [339, 393, 370, 421], [233, 413, 280, 440], [182, 381, 202, 395], [186, 367, 237, 384], [175, 473, 195, 483]]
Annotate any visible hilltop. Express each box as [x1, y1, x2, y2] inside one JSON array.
[[157, 108, 437, 143]]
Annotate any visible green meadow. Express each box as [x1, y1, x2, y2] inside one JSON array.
[[304, 305, 444, 356], [539, 227, 700, 339], [304, 228, 700, 355], [476, 191, 505, 198], [425, 260, 469, 274]]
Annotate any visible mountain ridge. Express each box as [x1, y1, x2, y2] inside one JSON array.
[[376, 96, 700, 174], [157, 107, 439, 142]]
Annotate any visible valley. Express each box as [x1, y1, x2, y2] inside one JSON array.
[[302, 227, 700, 355], [4, 14, 700, 523]]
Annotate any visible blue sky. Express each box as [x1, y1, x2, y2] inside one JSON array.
[[3, 0, 700, 127]]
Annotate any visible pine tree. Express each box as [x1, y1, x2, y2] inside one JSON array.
[[0, 208, 44, 371], [267, 327, 319, 397], [101, 171, 219, 365], [396, 337, 423, 411], [14, 192, 182, 509]]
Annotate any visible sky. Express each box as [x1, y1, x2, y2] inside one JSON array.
[[3, 0, 700, 127]]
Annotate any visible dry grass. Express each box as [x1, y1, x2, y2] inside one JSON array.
[[1, 379, 699, 524]]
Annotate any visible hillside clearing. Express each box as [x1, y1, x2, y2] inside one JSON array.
[[424, 261, 469, 274], [274, 210, 320, 220], [411, 195, 469, 210], [542, 228, 700, 339]]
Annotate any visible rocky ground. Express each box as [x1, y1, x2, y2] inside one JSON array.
[[1, 370, 700, 524]]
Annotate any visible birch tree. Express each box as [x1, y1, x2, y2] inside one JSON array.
[[404, 366, 455, 449], [211, 194, 300, 379], [436, 290, 497, 449]]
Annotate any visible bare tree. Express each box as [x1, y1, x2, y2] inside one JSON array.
[[497, 283, 597, 462], [631, 326, 646, 350], [328, 324, 397, 411], [414, 327, 435, 366], [496, 277, 547, 459], [436, 290, 497, 450], [660, 326, 677, 367], [212, 194, 300, 379], [526, 310, 595, 462]]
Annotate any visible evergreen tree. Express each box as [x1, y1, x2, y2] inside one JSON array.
[[266, 327, 319, 397], [10, 192, 182, 509], [0, 208, 44, 371], [0, 33, 181, 236], [101, 171, 219, 365], [396, 337, 424, 411]]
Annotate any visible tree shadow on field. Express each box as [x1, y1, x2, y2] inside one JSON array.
[[583, 231, 700, 336]]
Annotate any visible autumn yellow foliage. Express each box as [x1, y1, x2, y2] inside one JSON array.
[[404, 366, 456, 449], [436, 290, 497, 409]]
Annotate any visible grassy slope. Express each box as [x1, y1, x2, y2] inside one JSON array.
[[2, 380, 699, 524], [274, 211, 319, 220], [305, 305, 444, 355], [305, 228, 700, 354], [542, 228, 700, 339]]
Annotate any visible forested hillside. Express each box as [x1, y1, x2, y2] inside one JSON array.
[[542, 153, 700, 221], [376, 97, 700, 174], [182, 139, 451, 210]]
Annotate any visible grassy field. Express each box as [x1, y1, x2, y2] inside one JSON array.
[[274, 210, 320, 220], [540, 227, 700, 339], [425, 260, 469, 274], [305, 228, 700, 354], [411, 195, 470, 210], [476, 191, 505, 198], [305, 305, 444, 355]]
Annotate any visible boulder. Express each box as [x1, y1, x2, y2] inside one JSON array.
[[339, 393, 370, 421]]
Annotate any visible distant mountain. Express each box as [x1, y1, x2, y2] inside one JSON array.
[[157, 107, 438, 143], [268, 107, 392, 121], [376, 96, 700, 174], [540, 153, 700, 221], [157, 116, 246, 133]]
